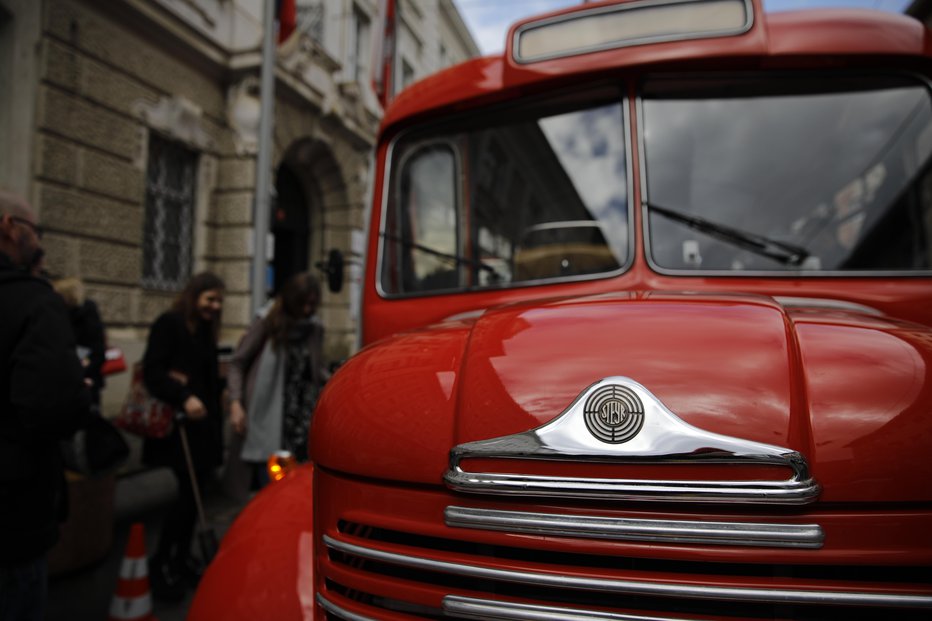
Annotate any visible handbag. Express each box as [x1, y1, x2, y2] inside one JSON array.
[[101, 346, 127, 376], [115, 362, 180, 439]]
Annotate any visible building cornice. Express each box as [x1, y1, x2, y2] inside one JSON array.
[[105, 0, 234, 73]]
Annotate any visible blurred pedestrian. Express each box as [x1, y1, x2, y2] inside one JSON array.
[[141, 272, 225, 601], [225, 272, 327, 500], [53, 277, 106, 410], [0, 190, 90, 621]]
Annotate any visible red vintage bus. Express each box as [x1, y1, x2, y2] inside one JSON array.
[[191, 0, 932, 618]]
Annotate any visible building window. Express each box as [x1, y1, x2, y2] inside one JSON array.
[[348, 5, 371, 83], [142, 134, 197, 290]]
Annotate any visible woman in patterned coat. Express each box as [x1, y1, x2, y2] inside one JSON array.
[[224, 272, 328, 500]]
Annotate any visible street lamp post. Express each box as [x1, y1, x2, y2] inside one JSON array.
[[251, 0, 277, 316]]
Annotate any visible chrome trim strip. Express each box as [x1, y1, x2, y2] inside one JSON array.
[[324, 535, 932, 609], [444, 506, 824, 549], [444, 472, 818, 504], [445, 377, 820, 505], [774, 296, 885, 316], [316, 593, 379, 621], [444, 596, 691, 621]]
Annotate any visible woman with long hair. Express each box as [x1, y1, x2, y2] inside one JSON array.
[[225, 272, 327, 499], [142, 272, 225, 601]]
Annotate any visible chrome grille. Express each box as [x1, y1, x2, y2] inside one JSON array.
[[319, 519, 932, 620], [315, 465, 932, 621]]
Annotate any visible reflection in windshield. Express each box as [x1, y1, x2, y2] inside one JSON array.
[[539, 108, 628, 264], [382, 101, 628, 294], [643, 76, 932, 272]]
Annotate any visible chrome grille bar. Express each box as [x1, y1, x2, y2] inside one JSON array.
[[445, 506, 824, 548], [324, 535, 932, 608], [316, 593, 379, 621], [444, 595, 693, 620], [445, 469, 820, 504]]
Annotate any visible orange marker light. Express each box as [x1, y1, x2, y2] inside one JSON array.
[[266, 450, 297, 483]]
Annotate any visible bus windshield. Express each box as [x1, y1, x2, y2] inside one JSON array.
[[378, 74, 932, 297], [642, 74, 932, 273]]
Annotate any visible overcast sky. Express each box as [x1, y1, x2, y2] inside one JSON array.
[[451, 0, 914, 55]]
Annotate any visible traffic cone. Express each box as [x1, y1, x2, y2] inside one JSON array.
[[108, 522, 158, 621]]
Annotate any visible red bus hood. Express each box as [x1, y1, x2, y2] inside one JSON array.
[[314, 292, 932, 504]]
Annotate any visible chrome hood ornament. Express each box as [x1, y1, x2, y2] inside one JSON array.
[[445, 377, 820, 505]]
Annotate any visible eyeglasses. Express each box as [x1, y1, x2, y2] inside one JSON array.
[[9, 216, 44, 239]]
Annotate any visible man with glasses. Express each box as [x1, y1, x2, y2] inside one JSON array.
[[0, 189, 89, 621]]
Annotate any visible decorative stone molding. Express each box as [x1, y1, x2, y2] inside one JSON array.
[[279, 31, 341, 76], [132, 94, 214, 166], [338, 80, 361, 104], [278, 31, 347, 124], [226, 76, 261, 156]]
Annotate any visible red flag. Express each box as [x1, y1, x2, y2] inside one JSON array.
[[373, 0, 397, 108], [277, 0, 296, 44]]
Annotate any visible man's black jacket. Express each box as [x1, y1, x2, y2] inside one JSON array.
[[0, 254, 90, 564]]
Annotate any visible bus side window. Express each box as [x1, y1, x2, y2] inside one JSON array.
[[386, 143, 460, 293]]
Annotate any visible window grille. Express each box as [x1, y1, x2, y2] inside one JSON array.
[[142, 134, 197, 290]]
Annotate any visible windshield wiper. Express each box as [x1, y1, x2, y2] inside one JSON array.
[[646, 203, 810, 267], [381, 232, 503, 281]]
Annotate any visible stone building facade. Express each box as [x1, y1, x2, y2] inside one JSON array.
[[0, 0, 478, 414]]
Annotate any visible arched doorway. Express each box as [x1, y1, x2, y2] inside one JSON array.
[[273, 136, 356, 358], [272, 164, 310, 294]]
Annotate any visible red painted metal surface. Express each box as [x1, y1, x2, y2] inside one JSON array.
[[188, 465, 315, 620], [311, 318, 470, 483], [795, 313, 932, 503]]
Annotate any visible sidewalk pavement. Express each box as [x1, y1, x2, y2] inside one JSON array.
[[46, 464, 246, 621]]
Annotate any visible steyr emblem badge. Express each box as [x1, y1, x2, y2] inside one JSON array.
[[584, 384, 644, 443], [445, 376, 822, 505]]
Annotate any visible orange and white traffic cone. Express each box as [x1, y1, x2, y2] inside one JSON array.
[[108, 522, 158, 621]]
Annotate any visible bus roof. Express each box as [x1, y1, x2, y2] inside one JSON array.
[[381, 5, 928, 135]]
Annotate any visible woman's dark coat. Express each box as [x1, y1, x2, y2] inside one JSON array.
[[142, 311, 223, 471]]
